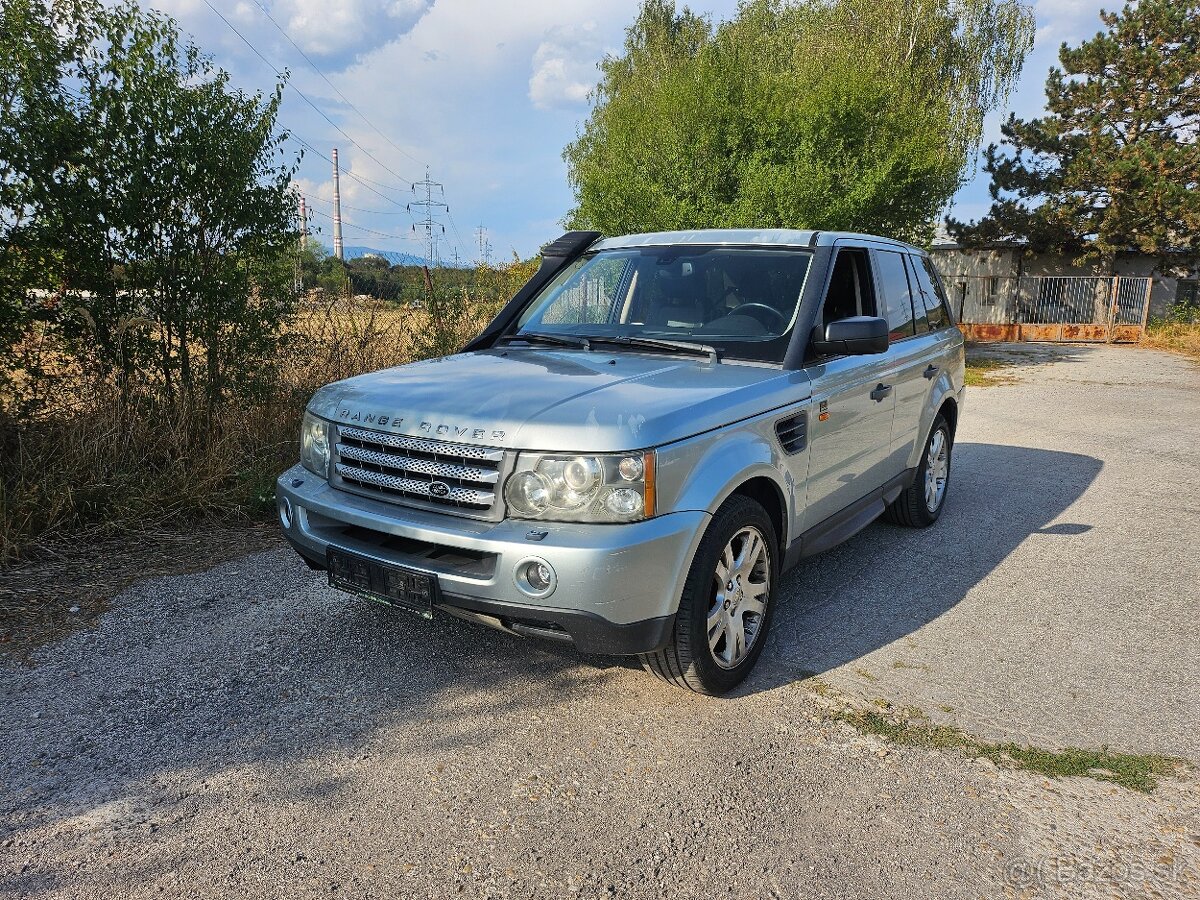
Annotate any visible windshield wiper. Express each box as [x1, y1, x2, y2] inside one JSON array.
[[498, 331, 591, 351], [582, 335, 719, 363]]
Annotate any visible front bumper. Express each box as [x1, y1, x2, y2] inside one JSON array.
[[275, 465, 709, 655]]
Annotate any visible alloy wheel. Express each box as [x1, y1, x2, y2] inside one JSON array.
[[925, 428, 949, 513], [707, 526, 771, 669]]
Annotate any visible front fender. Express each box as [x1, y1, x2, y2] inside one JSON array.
[[654, 411, 800, 527]]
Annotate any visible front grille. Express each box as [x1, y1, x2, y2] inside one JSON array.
[[333, 425, 506, 519]]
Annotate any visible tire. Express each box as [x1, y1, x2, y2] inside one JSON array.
[[885, 414, 953, 527], [640, 495, 778, 694]]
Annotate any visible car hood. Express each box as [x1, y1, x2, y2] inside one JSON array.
[[307, 348, 811, 452]]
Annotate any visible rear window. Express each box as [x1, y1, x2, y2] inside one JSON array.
[[910, 255, 953, 330], [874, 250, 916, 341], [905, 256, 931, 335]]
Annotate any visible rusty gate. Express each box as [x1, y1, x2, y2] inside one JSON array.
[[949, 275, 1152, 343]]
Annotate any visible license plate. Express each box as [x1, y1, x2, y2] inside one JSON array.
[[326, 547, 437, 618]]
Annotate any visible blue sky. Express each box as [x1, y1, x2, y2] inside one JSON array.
[[156, 0, 1109, 261]]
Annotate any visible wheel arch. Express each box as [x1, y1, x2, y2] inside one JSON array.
[[655, 425, 795, 554], [907, 380, 960, 469], [728, 476, 788, 558], [937, 395, 958, 440]]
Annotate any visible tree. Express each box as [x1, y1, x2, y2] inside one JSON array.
[[0, 0, 300, 412], [0, 0, 100, 413], [564, 0, 1034, 243], [950, 0, 1200, 270]]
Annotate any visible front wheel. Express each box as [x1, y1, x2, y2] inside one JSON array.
[[885, 414, 953, 527], [640, 495, 778, 694]]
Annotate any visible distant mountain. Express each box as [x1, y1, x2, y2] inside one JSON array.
[[342, 245, 429, 267], [311, 242, 472, 268]]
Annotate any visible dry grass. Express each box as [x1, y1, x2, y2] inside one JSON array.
[[964, 345, 1019, 387], [0, 296, 489, 565], [1141, 321, 1200, 361]]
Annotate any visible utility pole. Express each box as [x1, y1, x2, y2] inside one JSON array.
[[475, 224, 492, 267], [294, 194, 307, 295], [408, 166, 447, 268], [331, 148, 344, 261]]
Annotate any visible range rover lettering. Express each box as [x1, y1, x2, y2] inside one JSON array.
[[277, 229, 965, 694]]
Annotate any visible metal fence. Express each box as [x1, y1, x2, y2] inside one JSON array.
[[946, 275, 1152, 343]]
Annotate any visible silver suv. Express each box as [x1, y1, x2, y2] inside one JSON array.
[[276, 229, 964, 693]]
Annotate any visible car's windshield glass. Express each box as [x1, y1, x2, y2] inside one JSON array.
[[513, 246, 812, 362]]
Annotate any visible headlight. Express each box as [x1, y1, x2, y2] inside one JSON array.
[[300, 412, 330, 478], [504, 452, 656, 523]]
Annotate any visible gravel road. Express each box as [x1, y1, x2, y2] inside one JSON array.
[[3, 343, 1199, 899]]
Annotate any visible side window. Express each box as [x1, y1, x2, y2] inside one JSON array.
[[918, 257, 955, 327], [820, 249, 878, 328], [874, 250, 915, 341], [904, 256, 931, 334], [907, 254, 946, 331]]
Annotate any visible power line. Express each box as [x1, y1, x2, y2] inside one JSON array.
[[202, 0, 415, 186], [310, 207, 422, 243], [286, 134, 412, 213], [306, 149, 463, 268], [475, 224, 492, 266], [201, 0, 477, 269], [445, 207, 470, 269], [251, 1, 425, 169], [305, 194, 407, 216]]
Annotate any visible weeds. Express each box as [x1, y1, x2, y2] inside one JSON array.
[[964, 354, 1018, 387], [846, 707, 1180, 792], [1142, 321, 1200, 361], [0, 288, 507, 564], [804, 680, 1183, 793]]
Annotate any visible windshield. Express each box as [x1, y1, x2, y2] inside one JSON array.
[[513, 246, 812, 362]]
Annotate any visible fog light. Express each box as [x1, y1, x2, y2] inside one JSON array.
[[527, 562, 553, 591], [278, 496, 293, 529], [514, 556, 557, 599]]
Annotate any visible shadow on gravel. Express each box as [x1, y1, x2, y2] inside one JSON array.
[[965, 341, 1099, 369], [0, 442, 1101, 844], [0, 557, 635, 838], [745, 442, 1103, 693]]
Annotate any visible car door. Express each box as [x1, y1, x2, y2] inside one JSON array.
[[800, 246, 897, 532], [873, 249, 939, 475]]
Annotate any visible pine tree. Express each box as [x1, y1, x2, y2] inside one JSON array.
[[950, 0, 1200, 270]]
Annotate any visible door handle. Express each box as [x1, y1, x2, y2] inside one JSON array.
[[923, 364, 940, 380], [870, 383, 892, 402]]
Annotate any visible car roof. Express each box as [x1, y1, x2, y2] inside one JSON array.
[[591, 228, 923, 254]]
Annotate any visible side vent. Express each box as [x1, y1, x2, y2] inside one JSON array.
[[775, 412, 808, 454]]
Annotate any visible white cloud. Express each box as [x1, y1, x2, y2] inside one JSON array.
[[1033, 0, 1106, 47], [156, 0, 431, 72], [267, 0, 430, 69], [528, 23, 604, 110]]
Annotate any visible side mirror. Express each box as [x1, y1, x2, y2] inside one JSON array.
[[811, 315, 889, 356]]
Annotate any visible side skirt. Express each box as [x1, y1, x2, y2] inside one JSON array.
[[782, 467, 917, 570]]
